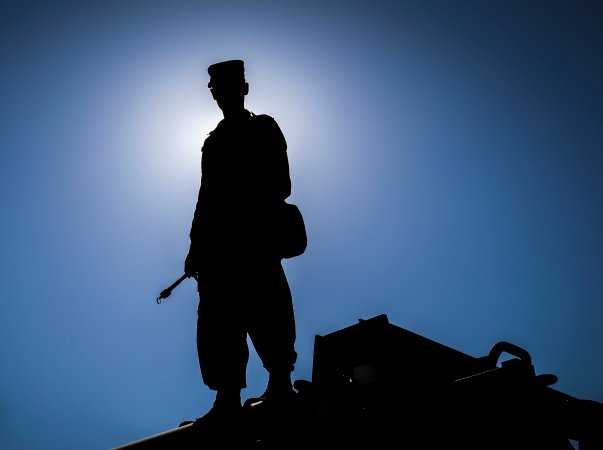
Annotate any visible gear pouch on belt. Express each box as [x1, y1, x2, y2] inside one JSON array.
[[277, 202, 307, 259]]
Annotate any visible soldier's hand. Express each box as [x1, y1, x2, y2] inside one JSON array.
[[184, 252, 199, 278]]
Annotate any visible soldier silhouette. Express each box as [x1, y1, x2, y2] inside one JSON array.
[[184, 60, 298, 422]]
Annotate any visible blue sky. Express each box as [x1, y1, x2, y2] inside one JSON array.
[[1, 1, 602, 448]]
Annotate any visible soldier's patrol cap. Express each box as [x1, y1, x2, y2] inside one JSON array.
[[207, 60, 245, 88]]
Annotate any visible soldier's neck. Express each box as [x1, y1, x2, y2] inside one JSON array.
[[222, 106, 248, 120]]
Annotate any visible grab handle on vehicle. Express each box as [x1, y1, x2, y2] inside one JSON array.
[[488, 341, 532, 366]]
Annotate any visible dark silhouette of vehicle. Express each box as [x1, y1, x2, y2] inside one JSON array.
[[114, 314, 603, 449]]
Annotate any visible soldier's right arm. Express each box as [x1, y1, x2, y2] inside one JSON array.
[[184, 185, 202, 276]]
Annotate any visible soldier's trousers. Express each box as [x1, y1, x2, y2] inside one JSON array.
[[196, 259, 297, 391]]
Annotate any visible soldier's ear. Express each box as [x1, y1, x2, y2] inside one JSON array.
[[243, 82, 249, 96]]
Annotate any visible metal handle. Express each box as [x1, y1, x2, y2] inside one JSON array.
[[488, 341, 532, 366], [156, 274, 190, 304]]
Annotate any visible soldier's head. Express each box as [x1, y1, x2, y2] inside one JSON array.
[[207, 60, 249, 115]]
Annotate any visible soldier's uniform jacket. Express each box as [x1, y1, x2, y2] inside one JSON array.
[[189, 109, 291, 268]]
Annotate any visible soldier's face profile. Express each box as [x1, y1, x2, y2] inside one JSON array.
[[209, 82, 249, 113]]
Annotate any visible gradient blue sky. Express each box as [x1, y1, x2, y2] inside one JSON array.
[[1, 1, 602, 448]]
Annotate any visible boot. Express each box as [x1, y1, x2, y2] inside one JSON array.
[[245, 372, 296, 409], [264, 372, 296, 400], [195, 388, 243, 427]]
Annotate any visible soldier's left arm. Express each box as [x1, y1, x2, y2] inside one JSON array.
[[263, 115, 291, 202]]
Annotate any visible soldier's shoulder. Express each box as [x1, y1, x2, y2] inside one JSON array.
[[201, 122, 223, 152], [251, 113, 283, 133], [252, 113, 278, 123], [207, 119, 226, 135]]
